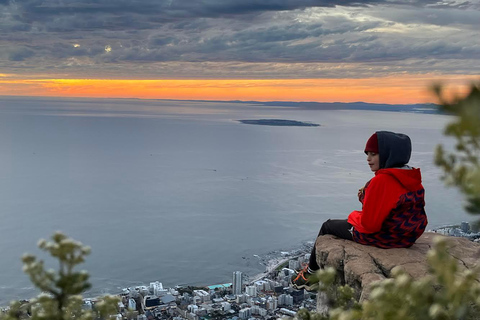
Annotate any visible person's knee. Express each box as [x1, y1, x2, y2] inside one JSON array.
[[319, 219, 333, 235]]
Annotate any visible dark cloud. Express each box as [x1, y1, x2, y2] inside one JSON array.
[[7, 46, 35, 61], [0, 0, 479, 78], [1, 0, 440, 31]]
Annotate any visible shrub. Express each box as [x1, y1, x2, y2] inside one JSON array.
[[434, 83, 480, 214], [0, 232, 119, 320]]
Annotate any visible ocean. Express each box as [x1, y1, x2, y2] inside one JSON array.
[[0, 96, 471, 305]]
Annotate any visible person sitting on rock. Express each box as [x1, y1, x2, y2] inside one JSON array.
[[291, 131, 428, 291]]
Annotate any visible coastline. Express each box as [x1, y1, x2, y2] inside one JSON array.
[[4, 227, 479, 309], [430, 221, 480, 242], [0, 241, 313, 309]]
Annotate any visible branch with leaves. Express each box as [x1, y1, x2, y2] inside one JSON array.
[[434, 83, 480, 214], [0, 232, 119, 320]]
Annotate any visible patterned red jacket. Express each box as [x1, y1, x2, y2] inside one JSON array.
[[347, 167, 427, 248]]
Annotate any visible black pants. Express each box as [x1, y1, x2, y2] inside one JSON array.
[[308, 219, 353, 271]]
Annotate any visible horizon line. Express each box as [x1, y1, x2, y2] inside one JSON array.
[[0, 94, 438, 107]]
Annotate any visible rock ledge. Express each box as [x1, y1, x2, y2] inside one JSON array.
[[314, 232, 480, 302]]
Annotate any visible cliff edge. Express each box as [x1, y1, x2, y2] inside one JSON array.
[[314, 232, 480, 304]]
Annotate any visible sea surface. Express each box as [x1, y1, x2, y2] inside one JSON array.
[[0, 96, 472, 305]]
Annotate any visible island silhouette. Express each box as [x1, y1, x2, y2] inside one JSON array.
[[238, 119, 320, 127]]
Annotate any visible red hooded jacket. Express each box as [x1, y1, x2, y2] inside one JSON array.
[[347, 131, 427, 248], [347, 167, 427, 248], [348, 167, 423, 233]]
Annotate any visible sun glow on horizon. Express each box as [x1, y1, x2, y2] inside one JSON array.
[[0, 75, 477, 104]]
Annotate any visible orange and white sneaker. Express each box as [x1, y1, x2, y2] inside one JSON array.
[[290, 266, 318, 291]]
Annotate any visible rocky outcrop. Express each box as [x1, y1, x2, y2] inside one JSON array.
[[314, 232, 480, 302]]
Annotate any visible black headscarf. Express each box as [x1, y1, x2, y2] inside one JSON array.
[[376, 131, 411, 169]]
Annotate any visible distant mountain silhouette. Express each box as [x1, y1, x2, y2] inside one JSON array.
[[236, 101, 441, 114], [167, 98, 442, 115]]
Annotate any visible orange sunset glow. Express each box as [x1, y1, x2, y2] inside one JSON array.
[[1, 74, 477, 104]]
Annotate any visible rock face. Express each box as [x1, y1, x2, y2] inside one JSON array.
[[314, 232, 480, 302]]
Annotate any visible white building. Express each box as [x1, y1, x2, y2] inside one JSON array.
[[254, 280, 269, 292], [168, 287, 179, 296], [193, 290, 211, 303], [221, 302, 231, 311], [266, 297, 277, 310], [236, 294, 247, 304], [245, 285, 257, 297], [263, 281, 271, 291], [239, 308, 252, 319], [150, 281, 168, 297], [250, 306, 267, 316], [279, 308, 296, 317], [233, 271, 243, 295], [278, 294, 293, 306]]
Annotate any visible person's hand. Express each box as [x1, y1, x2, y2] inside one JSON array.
[[358, 187, 365, 202]]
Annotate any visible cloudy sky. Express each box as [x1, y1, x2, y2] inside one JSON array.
[[0, 0, 479, 103]]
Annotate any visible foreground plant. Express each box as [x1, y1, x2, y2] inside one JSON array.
[[0, 232, 119, 320], [434, 83, 480, 214]]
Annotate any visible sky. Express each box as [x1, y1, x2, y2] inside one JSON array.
[[0, 0, 479, 103]]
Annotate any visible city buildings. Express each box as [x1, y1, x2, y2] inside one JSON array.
[[0, 245, 317, 320], [432, 221, 480, 241], [84, 250, 316, 320]]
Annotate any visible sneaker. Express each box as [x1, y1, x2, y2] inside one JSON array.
[[290, 267, 318, 291]]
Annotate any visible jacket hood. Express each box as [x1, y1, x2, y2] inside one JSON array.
[[377, 131, 411, 169], [376, 167, 423, 191]]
